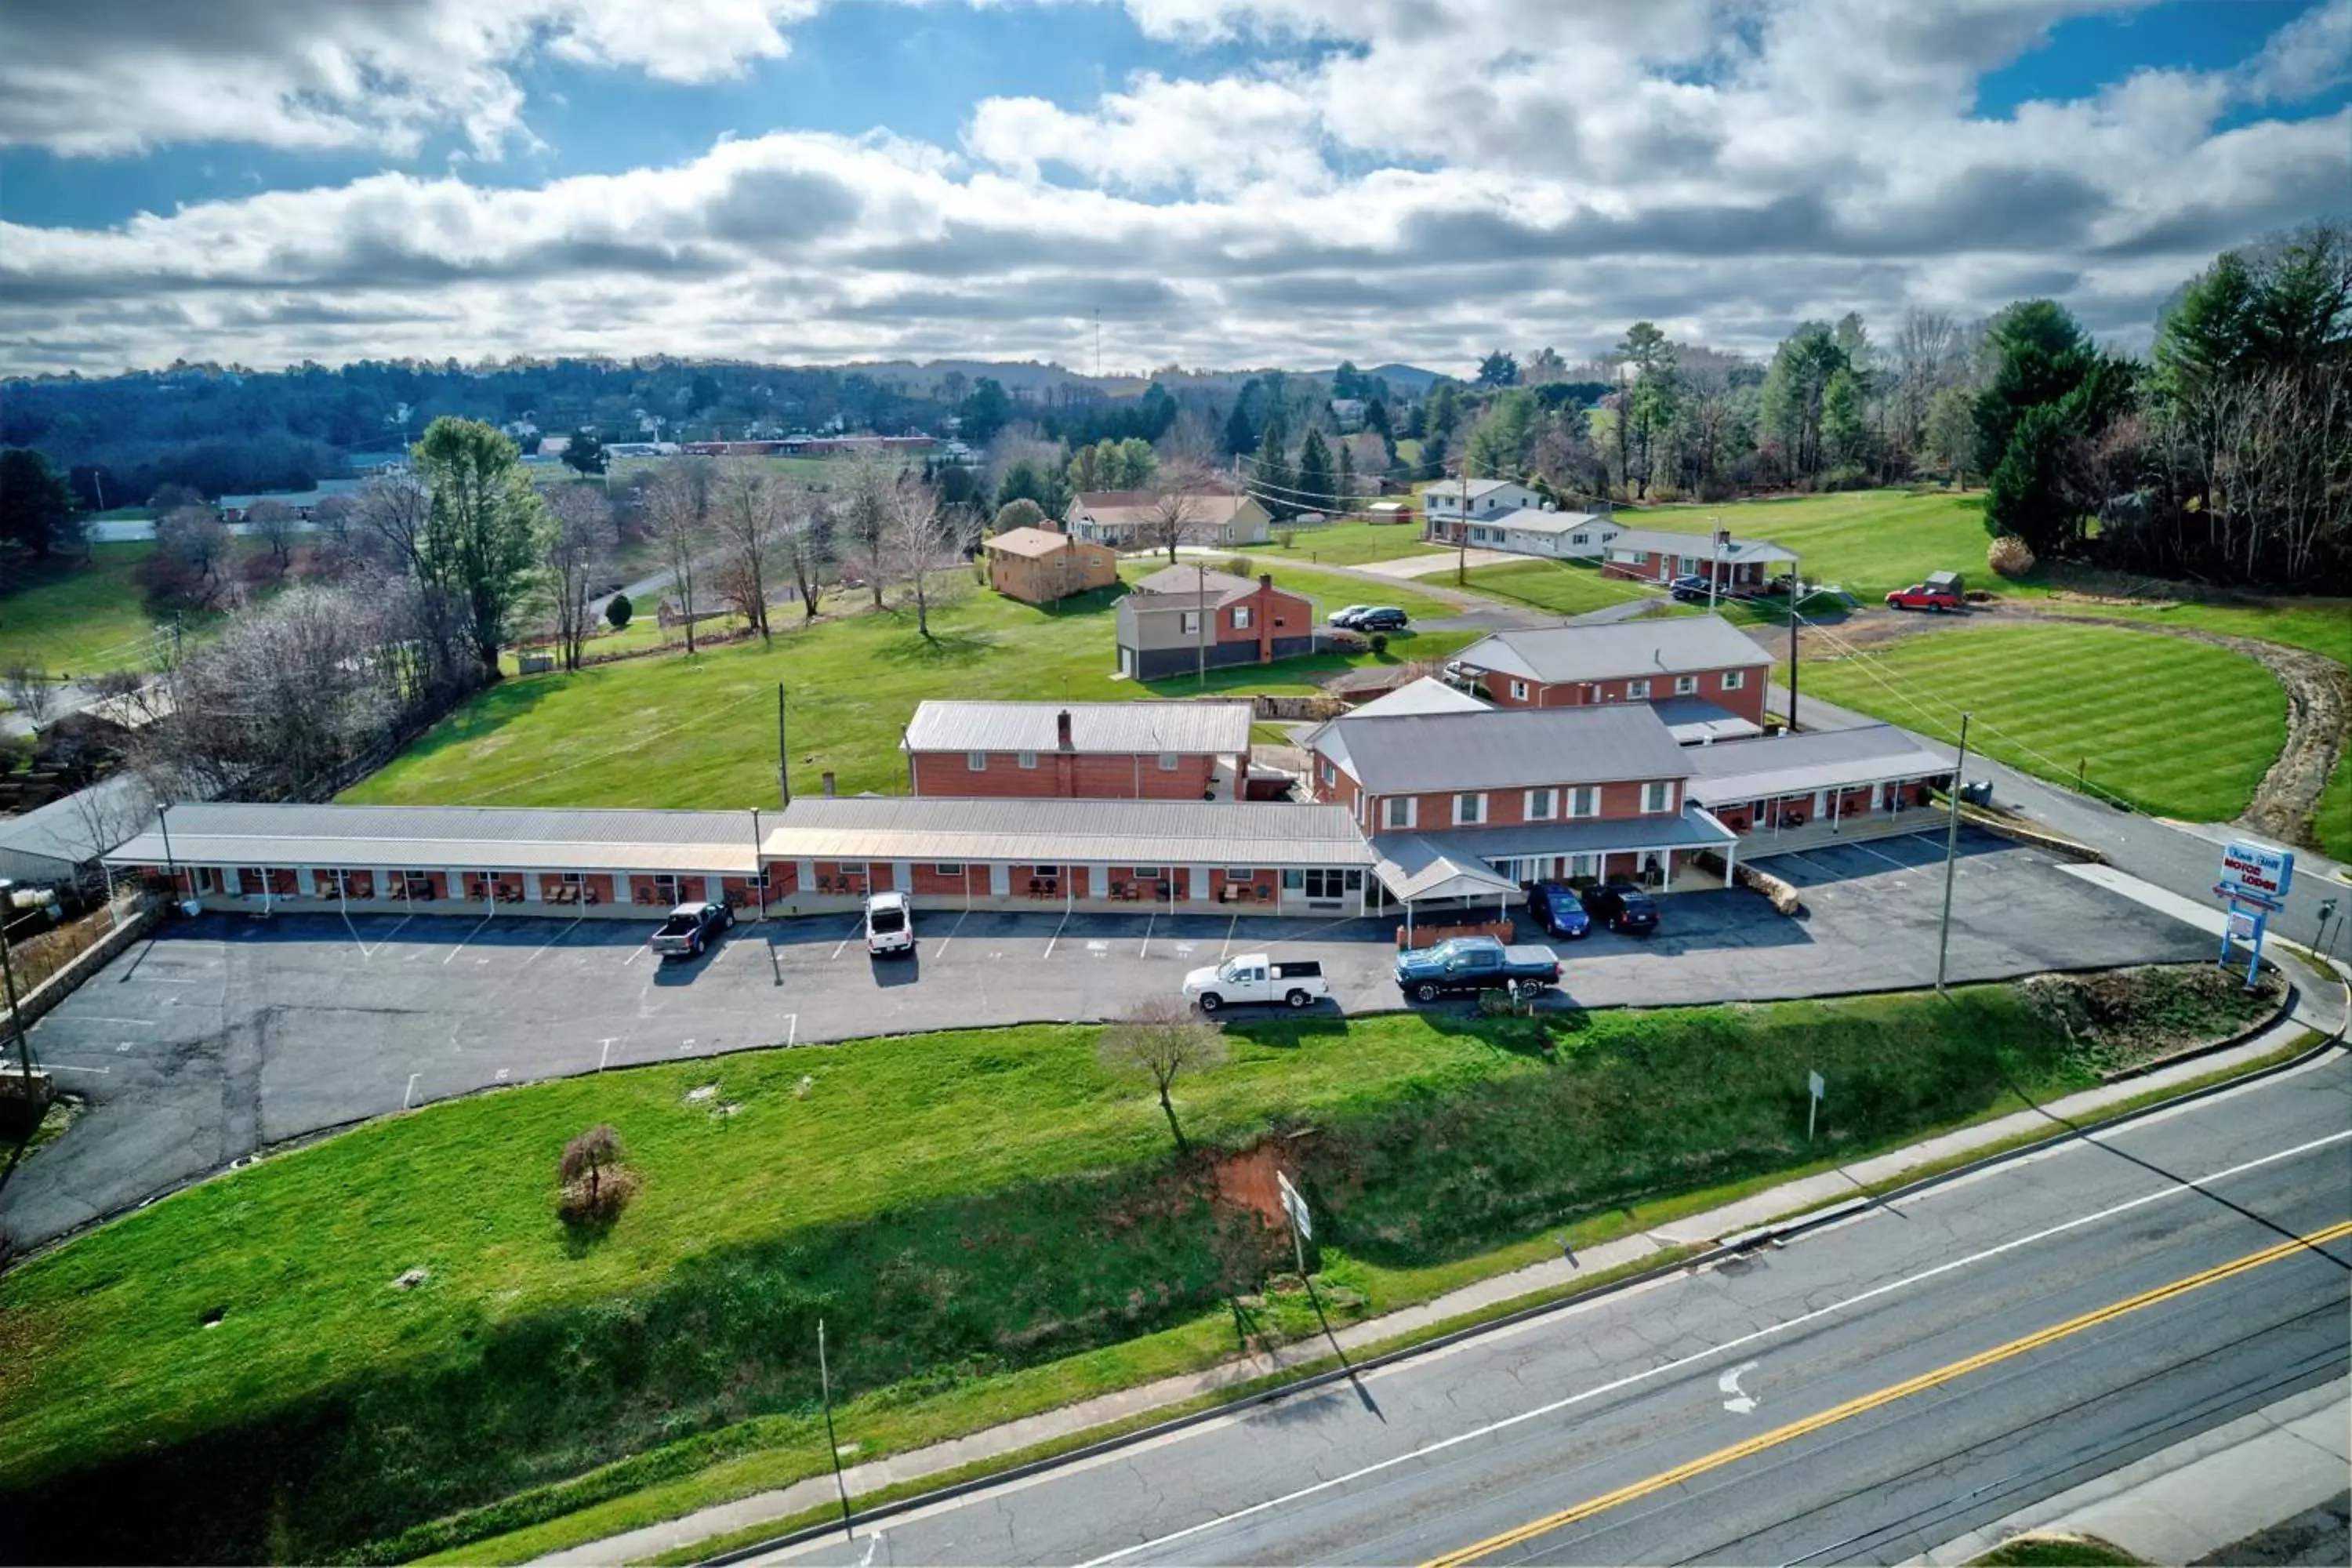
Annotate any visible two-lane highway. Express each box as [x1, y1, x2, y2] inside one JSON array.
[[755, 1053, 2352, 1567]]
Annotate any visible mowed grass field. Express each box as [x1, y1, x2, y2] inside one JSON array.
[[1800, 625, 2289, 822], [1123, 556, 1457, 620], [0, 543, 176, 673], [1616, 488, 1992, 600], [2, 979, 2263, 1566], [1258, 521, 1450, 567], [1460, 557, 1667, 616], [349, 585, 1475, 808]]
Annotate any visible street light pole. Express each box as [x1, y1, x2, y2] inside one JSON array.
[[0, 880, 29, 1088], [1935, 712, 1973, 994]]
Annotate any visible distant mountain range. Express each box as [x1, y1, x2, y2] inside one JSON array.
[[1360, 364, 1447, 393]]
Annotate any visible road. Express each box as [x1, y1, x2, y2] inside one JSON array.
[[753, 1052, 2352, 1567], [1771, 682, 2350, 949]]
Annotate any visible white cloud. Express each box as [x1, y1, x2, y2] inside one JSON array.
[[2238, 0, 2352, 103]]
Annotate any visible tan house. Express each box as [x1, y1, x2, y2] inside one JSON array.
[[985, 526, 1118, 604], [1063, 491, 1272, 549]]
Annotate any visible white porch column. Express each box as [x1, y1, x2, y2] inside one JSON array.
[[1189, 864, 1211, 903], [989, 862, 1010, 897], [1724, 842, 1737, 887]]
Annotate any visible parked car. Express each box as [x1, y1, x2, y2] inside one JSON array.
[[864, 890, 913, 957], [1668, 574, 1715, 603], [1885, 581, 1965, 612], [1526, 882, 1593, 939], [1579, 882, 1660, 935], [1353, 606, 1410, 632], [648, 900, 732, 960], [1182, 954, 1327, 1011], [1328, 604, 1374, 628], [1394, 935, 1560, 1003]]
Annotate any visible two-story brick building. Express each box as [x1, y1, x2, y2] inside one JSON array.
[[1302, 702, 1740, 920], [1446, 616, 1772, 739], [902, 700, 1254, 800], [1115, 567, 1316, 681]]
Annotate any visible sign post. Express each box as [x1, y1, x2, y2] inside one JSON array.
[[2214, 840, 2294, 989], [1806, 1069, 1825, 1144], [1276, 1170, 1312, 1278]]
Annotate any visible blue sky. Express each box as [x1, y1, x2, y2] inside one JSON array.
[[1, 0, 2344, 375]]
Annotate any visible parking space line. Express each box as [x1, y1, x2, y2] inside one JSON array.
[[1853, 840, 1922, 873], [1219, 913, 1238, 959], [1044, 902, 1074, 959], [515, 919, 583, 971], [441, 914, 494, 964], [53, 1015, 154, 1028], [47, 1063, 111, 1074], [598, 1038, 617, 1071], [624, 939, 648, 966], [830, 916, 865, 960], [934, 909, 969, 956], [403, 1072, 419, 1108], [1139, 910, 1155, 957]]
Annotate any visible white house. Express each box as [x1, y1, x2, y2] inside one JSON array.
[[1422, 479, 1544, 540], [1458, 507, 1624, 560]]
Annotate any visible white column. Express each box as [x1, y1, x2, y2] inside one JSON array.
[[1724, 842, 1737, 888], [1190, 864, 1212, 903]]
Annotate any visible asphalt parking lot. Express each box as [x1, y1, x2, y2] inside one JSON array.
[[1, 828, 2209, 1248]]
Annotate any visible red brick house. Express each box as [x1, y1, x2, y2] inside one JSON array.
[[1115, 567, 1316, 681], [902, 700, 1254, 800], [1447, 616, 1773, 735], [1601, 528, 1797, 590]]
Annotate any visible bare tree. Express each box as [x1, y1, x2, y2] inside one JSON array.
[[648, 458, 713, 655], [1097, 997, 1229, 1151], [154, 505, 235, 608], [3, 663, 60, 731], [1136, 458, 1214, 564], [710, 457, 785, 642], [882, 477, 973, 639], [244, 499, 301, 580], [836, 446, 898, 610], [352, 470, 434, 579], [1892, 308, 1962, 462], [779, 492, 829, 622], [557, 1123, 637, 1223], [545, 486, 615, 672]]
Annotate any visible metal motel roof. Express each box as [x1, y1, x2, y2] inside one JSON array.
[[104, 803, 765, 875], [761, 797, 1374, 867]]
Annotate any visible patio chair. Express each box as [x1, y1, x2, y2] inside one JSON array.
[[1028, 878, 1044, 895]]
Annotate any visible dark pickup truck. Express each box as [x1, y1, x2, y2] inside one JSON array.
[[647, 900, 732, 960], [1394, 935, 1561, 1003]]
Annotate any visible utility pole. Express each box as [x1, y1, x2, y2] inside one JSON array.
[[1195, 562, 1208, 688], [776, 683, 789, 808], [1708, 519, 1723, 613], [1454, 469, 1472, 586], [817, 1319, 853, 1542], [0, 881, 28, 1089], [1935, 712, 1973, 994], [1786, 597, 1800, 732]]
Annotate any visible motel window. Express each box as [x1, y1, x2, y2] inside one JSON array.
[[1179, 610, 1202, 636], [967, 751, 988, 771], [1232, 605, 1252, 630], [401, 869, 435, 899], [1492, 859, 1518, 883], [1643, 781, 1674, 814], [1510, 680, 1529, 701], [652, 873, 682, 902], [1722, 670, 1747, 691], [1287, 868, 1356, 899], [1160, 752, 1180, 771], [1454, 792, 1486, 826], [237, 866, 265, 893], [1569, 786, 1599, 818], [934, 863, 964, 876], [1525, 787, 1556, 820], [1225, 868, 1255, 881], [1384, 797, 1416, 829], [1627, 678, 1650, 699], [1571, 853, 1599, 878], [1675, 675, 1698, 695], [1033, 864, 1061, 878], [1018, 750, 1038, 769], [1131, 866, 1162, 880], [1321, 760, 1337, 786]]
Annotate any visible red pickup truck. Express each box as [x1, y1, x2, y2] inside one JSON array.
[[1886, 581, 1964, 612]]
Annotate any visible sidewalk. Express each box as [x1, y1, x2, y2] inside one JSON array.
[[1911, 1377, 2351, 1566], [532, 1012, 2343, 1566]]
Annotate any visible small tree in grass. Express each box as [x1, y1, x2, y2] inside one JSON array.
[[558, 1124, 638, 1224], [1098, 998, 1229, 1152], [604, 591, 633, 631]]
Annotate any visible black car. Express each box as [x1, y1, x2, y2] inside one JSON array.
[[1526, 881, 1593, 939], [1353, 606, 1410, 632], [1580, 881, 1660, 934], [1668, 574, 1714, 603]]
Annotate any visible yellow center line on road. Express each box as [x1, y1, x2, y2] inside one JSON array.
[[1423, 1217, 2352, 1568]]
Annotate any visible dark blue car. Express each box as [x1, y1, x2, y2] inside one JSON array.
[[1526, 882, 1592, 939]]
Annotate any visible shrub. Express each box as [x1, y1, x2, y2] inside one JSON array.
[[1369, 632, 1390, 655], [1987, 535, 2036, 579], [1221, 556, 1252, 579], [1276, 529, 1298, 549], [604, 592, 633, 631], [1324, 630, 1367, 653], [557, 1124, 638, 1225], [991, 498, 1045, 532]]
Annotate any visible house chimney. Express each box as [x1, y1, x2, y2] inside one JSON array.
[[1057, 708, 1074, 750], [821, 771, 837, 797], [1258, 572, 1273, 590]]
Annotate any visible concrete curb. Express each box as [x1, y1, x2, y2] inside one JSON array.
[[2100, 968, 2298, 1083], [698, 1025, 2344, 1566]]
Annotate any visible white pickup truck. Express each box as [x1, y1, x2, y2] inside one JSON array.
[[1181, 953, 1329, 1012]]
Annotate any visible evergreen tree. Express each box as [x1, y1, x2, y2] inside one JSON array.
[[1224, 401, 1257, 457], [0, 448, 78, 562], [1253, 420, 1294, 520], [1295, 429, 1335, 514]]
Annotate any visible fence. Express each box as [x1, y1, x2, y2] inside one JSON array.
[[6, 889, 160, 1034]]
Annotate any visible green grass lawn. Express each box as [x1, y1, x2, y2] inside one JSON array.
[[2, 977, 2265, 1565], [1258, 521, 1450, 567], [1801, 625, 2289, 822], [0, 543, 179, 674], [350, 585, 1473, 808], [1126, 557, 1456, 621], [1459, 557, 1668, 617], [1615, 488, 1994, 601]]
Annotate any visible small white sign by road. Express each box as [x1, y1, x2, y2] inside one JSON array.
[[1276, 1170, 1312, 1241], [1807, 1070, 1826, 1142]]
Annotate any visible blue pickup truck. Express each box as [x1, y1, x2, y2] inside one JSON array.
[[1394, 935, 1561, 1004]]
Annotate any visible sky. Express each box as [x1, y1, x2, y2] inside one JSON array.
[[1, 0, 2346, 379]]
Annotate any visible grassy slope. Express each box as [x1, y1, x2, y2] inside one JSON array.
[[1460, 557, 1668, 616], [347, 585, 1473, 808], [1257, 522, 1451, 567], [1801, 625, 2288, 822], [1614, 489, 1994, 600], [5, 981, 2262, 1566], [0, 543, 173, 673]]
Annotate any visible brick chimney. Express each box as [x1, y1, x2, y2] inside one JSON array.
[[1255, 575, 1276, 663], [1057, 708, 1074, 750]]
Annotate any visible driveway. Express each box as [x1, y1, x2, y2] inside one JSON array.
[[1350, 549, 1520, 578], [0, 831, 2209, 1250]]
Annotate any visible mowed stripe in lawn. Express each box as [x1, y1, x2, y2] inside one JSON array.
[[1802, 624, 2288, 822], [1461, 559, 1665, 617]]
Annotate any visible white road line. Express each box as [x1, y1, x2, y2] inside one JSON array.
[[1044, 904, 1074, 960], [54, 1015, 155, 1028], [598, 1038, 617, 1072], [515, 918, 582, 972], [1069, 1126, 2352, 1567], [786, 1013, 798, 1047], [625, 941, 647, 967], [45, 1063, 111, 1074], [441, 914, 494, 965], [1853, 840, 1923, 873], [935, 909, 969, 957], [1140, 910, 1156, 957], [1220, 913, 1238, 959], [402, 1072, 419, 1108], [831, 916, 865, 960]]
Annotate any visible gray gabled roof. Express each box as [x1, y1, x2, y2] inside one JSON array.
[[1312, 703, 1693, 793], [1130, 565, 1266, 608], [0, 774, 157, 869], [1453, 615, 1771, 685], [1489, 508, 1616, 536], [761, 797, 1371, 867], [1602, 528, 1798, 565], [902, 700, 1253, 756], [1349, 677, 1489, 717], [105, 802, 763, 875], [1682, 724, 1956, 805]]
